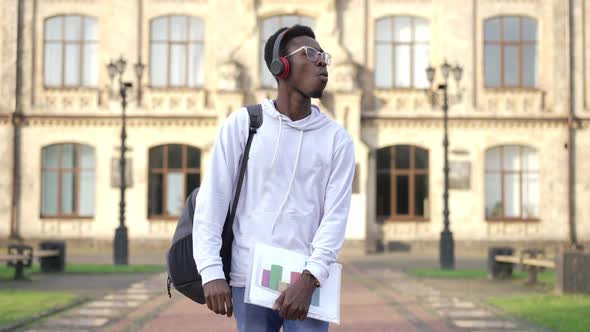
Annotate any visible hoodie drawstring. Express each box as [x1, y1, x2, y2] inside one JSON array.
[[269, 116, 282, 170], [271, 129, 304, 233]]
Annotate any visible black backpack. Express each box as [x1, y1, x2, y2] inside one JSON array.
[[166, 104, 263, 303]]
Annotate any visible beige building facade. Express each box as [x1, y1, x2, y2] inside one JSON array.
[[1, 0, 589, 252]]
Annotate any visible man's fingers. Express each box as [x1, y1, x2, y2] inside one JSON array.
[[217, 295, 227, 315], [214, 295, 225, 315], [210, 295, 219, 313], [287, 305, 301, 320], [206, 296, 213, 312], [225, 293, 233, 317], [273, 292, 285, 310], [279, 301, 291, 319], [298, 307, 308, 321]]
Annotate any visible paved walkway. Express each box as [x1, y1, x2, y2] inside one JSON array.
[[10, 252, 549, 332]]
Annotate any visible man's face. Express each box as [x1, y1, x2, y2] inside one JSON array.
[[283, 36, 328, 98]]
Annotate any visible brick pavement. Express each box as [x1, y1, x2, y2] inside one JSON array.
[[135, 265, 456, 332], [8, 252, 547, 332]]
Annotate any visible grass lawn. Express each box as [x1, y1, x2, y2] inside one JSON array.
[[0, 290, 78, 325], [488, 294, 590, 332], [407, 268, 555, 283], [0, 263, 165, 281]]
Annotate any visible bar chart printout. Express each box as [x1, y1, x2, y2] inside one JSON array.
[[245, 243, 341, 324], [260, 265, 320, 306]]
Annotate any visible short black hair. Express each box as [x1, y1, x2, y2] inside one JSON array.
[[264, 24, 316, 74]]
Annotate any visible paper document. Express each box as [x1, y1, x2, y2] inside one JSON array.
[[244, 242, 341, 324]]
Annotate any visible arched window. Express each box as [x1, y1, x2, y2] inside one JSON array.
[[484, 16, 537, 88], [260, 15, 315, 88], [148, 144, 201, 218], [376, 145, 429, 220], [150, 15, 205, 87], [374, 16, 429, 89], [41, 143, 95, 217], [44, 15, 99, 87], [485, 145, 539, 219]]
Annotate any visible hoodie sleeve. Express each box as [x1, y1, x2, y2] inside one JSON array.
[[193, 108, 248, 285], [304, 137, 355, 286]]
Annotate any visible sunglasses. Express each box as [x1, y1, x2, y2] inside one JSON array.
[[285, 46, 332, 65]]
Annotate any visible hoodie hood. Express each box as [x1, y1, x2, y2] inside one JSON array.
[[262, 98, 331, 131]]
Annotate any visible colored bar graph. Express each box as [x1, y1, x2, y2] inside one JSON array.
[[270, 265, 282, 291], [262, 269, 270, 288], [290, 271, 301, 284], [278, 282, 290, 292], [259, 265, 320, 307]]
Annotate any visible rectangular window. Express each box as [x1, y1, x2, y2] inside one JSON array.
[[484, 16, 537, 88], [485, 146, 539, 220], [148, 144, 201, 218], [41, 144, 95, 217], [44, 15, 98, 87], [375, 17, 430, 89], [376, 146, 429, 220], [150, 16, 205, 88]]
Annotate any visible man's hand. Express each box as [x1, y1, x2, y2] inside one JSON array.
[[203, 279, 233, 317], [272, 271, 317, 320]]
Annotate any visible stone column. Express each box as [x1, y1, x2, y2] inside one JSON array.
[[331, 62, 370, 251], [215, 60, 245, 125]]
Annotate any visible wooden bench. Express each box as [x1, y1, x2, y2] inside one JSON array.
[[0, 244, 33, 280], [34, 249, 61, 259], [489, 247, 555, 284], [1, 243, 65, 280]]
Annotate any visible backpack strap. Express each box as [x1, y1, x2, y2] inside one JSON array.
[[227, 104, 263, 226], [246, 104, 263, 131]]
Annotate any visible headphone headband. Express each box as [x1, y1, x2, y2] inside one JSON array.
[[270, 28, 290, 77], [273, 28, 289, 63]]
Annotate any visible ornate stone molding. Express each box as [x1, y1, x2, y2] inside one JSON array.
[[374, 89, 430, 113], [41, 219, 93, 236], [23, 115, 218, 127], [486, 221, 541, 237], [217, 60, 243, 92], [36, 89, 103, 113], [363, 115, 568, 129], [148, 220, 176, 235], [383, 222, 433, 241], [480, 89, 546, 114], [330, 62, 358, 92], [144, 89, 208, 114]]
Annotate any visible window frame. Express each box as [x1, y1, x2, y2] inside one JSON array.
[[376, 145, 430, 222], [374, 16, 430, 90], [147, 144, 201, 220], [483, 16, 538, 89], [43, 15, 99, 89], [40, 143, 95, 219], [148, 15, 205, 89], [485, 145, 540, 222]]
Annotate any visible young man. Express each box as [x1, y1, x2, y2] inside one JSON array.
[[193, 25, 355, 331]]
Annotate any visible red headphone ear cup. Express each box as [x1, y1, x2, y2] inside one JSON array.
[[279, 57, 290, 79]]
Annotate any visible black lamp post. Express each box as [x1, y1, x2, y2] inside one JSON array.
[[106, 56, 144, 265], [426, 60, 463, 270]]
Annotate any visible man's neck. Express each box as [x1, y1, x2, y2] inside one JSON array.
[[274, 88, 311, 122]]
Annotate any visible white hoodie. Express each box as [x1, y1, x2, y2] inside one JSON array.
[[193, 98, 355, 287]]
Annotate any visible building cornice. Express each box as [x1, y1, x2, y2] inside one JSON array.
[[361, 114, 587, 129], [21, 114, 218, 127]]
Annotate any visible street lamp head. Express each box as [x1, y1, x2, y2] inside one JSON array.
[[441, 60, 451, 80], [107, 60, 117, 81], [452, 64, 463, 83], [134, 62, 145, 79], [115, 55, 127, 75], [426, 65, 435, 85]]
